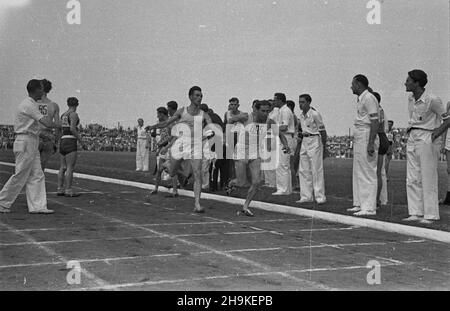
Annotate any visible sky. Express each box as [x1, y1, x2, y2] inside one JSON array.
[[0, 0, 449, 135]]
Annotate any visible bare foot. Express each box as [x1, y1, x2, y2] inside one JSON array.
[[193, 203, 205, 213]]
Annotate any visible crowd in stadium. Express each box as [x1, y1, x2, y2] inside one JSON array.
[[0, 123, 446, 161]]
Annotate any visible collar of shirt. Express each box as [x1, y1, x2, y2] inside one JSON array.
[[300, 108, 312, 119], [357, 89, 370, 103], [409, 89, 430, 105]]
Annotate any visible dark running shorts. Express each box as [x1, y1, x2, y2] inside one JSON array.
[[60, 138, 77, 156], [39, 139, 57, 154], [378, 132, 389, 155]]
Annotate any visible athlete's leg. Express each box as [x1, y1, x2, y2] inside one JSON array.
[[152, 158, 165, 194], [190, 159, 204, 212], [64, 151, 78, 196], [168, 157, 184, 196], [57, 154, 67, 195], [242, 159, 262, 215]]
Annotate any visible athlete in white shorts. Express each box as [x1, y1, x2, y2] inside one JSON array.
[[147, 86, 216, 213], [226, 100, 290, 216]]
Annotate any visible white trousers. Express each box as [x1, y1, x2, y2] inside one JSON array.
[[0, 134, 47, 212], [275, 135, 293, 194], [406, 133, 440, 220], [353, 127, 379, 212], [136, 139, 149, 171], [299, 136, 325, 202]]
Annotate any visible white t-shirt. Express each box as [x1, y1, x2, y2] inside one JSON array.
[[279, 105, 295, 134], [354, 90, 379, 127], [408, 91, 448, 130], [137, 126, 147, 139], [299, 108, 325, 135], [14, 97, 43, 136]]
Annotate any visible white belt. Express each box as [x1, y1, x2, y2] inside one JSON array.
[[16, 132, 38, 138], [61, 135, 77, 139], [354, 125, 371, 130]]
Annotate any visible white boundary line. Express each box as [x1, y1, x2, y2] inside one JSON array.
[[72, 262, 408, 291], [48, 197, 335, 291], [0, 239, 426, 270], [1, 161, 449, 244], [0, 220, 114, 290], [0, 230, 271, 247]]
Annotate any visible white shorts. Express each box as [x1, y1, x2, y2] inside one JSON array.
[[170, 136, 203, 160]]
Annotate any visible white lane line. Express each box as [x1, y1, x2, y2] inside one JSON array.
[[0, 220, 114, 290], [2, 162, 447, 243], [0, 239, 423, 270], [0, 253, 182, 269], [72, 262, 406, 291], [0, 230, 271, 247], [0, 218, 311, 233], [288, 226, 359, 232], [48, 197, 335, 291]]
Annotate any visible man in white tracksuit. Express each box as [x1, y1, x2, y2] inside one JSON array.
[[271, 93, 295, 196], [347, 75, 380, 216], [297, 94, 328, 204], [403, 70, 450, 224], [136, 118, 149, 171], [0, 80, 59, 214]]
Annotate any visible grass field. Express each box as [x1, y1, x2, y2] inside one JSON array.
[[0, 150, 449, 290]]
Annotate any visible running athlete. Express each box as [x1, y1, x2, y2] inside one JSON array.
[[226, 100, 290, 216], [57, 97, 81, 197], [147, 86, 214, 213], [149, 107, 176, 196], [37, 79, 61, 171]]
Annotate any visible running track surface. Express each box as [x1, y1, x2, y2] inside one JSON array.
[[0, 165, 449, 290]]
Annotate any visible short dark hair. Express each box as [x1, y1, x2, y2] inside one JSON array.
[[254, 100, 270, 110], [353, 74, 369, 88], [408, 69, 428, 88], [67, 97, 79, 107], [229, 97, 239, 104], [26, 79, 42, 94], [299, 94, 312, 103], [252, 99, 259, 107], [166, 101, 178, 111], [274, 93, 286, 103], [286, 100, 295, 110], [41, 79, 52, 93], [200, 103, 209, 112], [388, 120, 394, 124], [157, 107, 168, 115], [188, 86, 202, 97], [372, 92, 381, 103]]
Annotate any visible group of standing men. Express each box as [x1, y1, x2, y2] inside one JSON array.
[[349, 70, 450, 223], [141, 86, 329, 216], [0, 79, 82, 215], [142, 69, 449, 222]]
